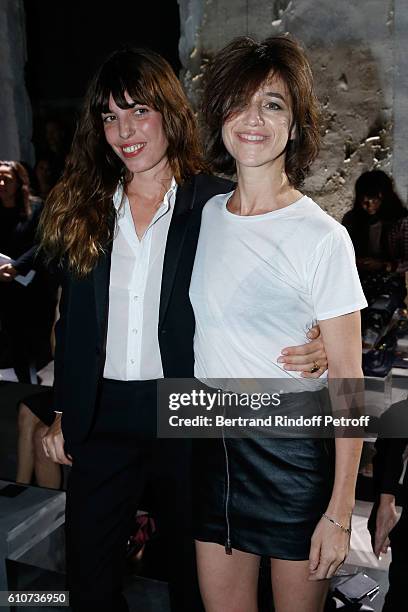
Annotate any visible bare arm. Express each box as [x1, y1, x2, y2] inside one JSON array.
[[309, 311, 364, 580]]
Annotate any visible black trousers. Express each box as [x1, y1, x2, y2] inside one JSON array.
[[383, 509, 408, 612], [65, 378, 202, 612]]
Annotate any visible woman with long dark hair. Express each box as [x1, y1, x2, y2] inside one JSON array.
[[40, 50, 206, 276], [191, 36, 367, 612], [39, 46, 214, 612], [0, 160, 55, 382], [0, 161, 34, 278]]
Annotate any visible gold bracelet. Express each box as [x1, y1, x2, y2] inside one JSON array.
[[322, 512, 351, 535]]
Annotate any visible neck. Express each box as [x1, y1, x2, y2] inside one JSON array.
[[232, 162, 301, 215], [126, 158, 173, 202]]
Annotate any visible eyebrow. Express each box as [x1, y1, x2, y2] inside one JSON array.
[[101, 101, 139, 114], [263, 91, 287, 102]]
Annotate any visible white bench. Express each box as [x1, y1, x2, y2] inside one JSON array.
[[0, 481, 65, 611]]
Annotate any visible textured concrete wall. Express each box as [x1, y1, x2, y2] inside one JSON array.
[[0, 0, 33, 164], [178, 0, 404, 219]]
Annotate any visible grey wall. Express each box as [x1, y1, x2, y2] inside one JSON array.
[[178, 0, 406, 218], [0, 0, 33, 164]]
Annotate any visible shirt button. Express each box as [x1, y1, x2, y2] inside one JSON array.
[[133, 295, 138, 301], [130, 359, 135, 364], [132, 328, 138, 334]]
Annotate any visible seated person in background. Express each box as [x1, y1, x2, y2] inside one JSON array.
[[342, 170, 407, 276], [368, 401, 408, 612], [16, 389, 61, 489], [0, 160, 58, 383], [388, 215, 408, 274], [38, 118, 69, 182], [32, 156, 57, 201], [16, 293, 61, 489]]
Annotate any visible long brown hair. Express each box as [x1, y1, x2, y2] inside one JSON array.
[[202, 35, 321, 187], [0, 160, 31, 219], [40, 47, 206, 276]]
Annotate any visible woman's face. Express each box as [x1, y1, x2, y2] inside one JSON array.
[[102, 92, 169, 177], [221, 74, 295, 171], [361, 194, 382, 216], [0, 165, 18, 205]]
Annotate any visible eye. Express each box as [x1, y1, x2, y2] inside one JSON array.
[[264, 101, 282, 111], [102, 114, 116, 124], [133, 106, 149, 116]]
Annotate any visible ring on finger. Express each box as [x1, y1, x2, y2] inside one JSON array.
[[310, 360, 320, 374]]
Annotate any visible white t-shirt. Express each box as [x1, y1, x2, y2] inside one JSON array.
[[189, 192, 367, 389]]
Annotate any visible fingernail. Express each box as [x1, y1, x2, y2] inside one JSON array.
[[281, 349, 288, 355], [277, 357, 284, 363]]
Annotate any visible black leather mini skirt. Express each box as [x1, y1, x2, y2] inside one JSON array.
[[193, 390, 335, 560]]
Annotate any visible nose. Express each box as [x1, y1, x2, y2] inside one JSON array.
[[118, 116, 135, 140], [243, 102, 264, 126]]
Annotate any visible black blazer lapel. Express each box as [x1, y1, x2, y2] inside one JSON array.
[[93, 220, 114, 342], [159, 176, 197, 330]]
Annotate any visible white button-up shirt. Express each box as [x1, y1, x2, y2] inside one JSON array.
[[103, 178, 177, 381]]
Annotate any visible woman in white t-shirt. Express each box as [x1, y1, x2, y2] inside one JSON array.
[[191, 36, 367, 612]]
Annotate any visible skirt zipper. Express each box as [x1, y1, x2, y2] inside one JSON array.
[[222, 431, 232, 555]]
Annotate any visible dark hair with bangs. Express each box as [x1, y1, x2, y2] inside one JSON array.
[[343, 170, 407, 258], [202, 35, 320, 186], [40, 47, 206, 276], [353, 170, 406, 220]]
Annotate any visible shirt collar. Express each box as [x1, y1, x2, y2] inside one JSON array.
[[113, 177, 177, 214]]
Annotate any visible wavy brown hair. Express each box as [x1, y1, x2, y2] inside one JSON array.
[[202, 35, 320, 187], [40, 47, 206, 276], [0, 160, 31, 219]]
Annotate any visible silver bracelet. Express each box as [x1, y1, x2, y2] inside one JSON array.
[[322, 512, 352, 535]]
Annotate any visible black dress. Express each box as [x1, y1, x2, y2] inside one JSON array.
[[20, 387, 55, 426]]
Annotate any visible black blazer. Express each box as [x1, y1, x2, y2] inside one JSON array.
[[372, 399, 408, 503], [0, 204, 42, 261], [368, 434, 408, 546], [373, 437, 407, 500], [55, 174, 234, 444]]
